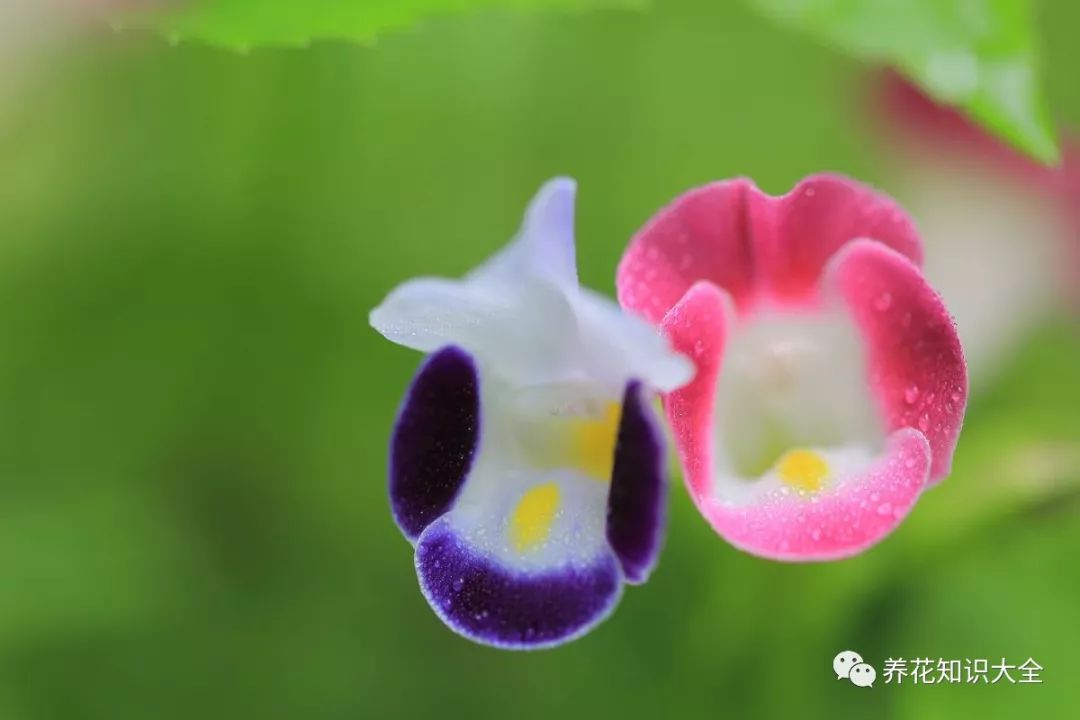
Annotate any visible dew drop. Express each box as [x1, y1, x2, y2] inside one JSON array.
[[917, 414, 930, 432], [451, 577, 465, 593], [873, 292, 893, 311], [810, 528, 822, 542], [904, 457, 917, 469], [876, 502, 893, 516], [904, 385, 920, 404]]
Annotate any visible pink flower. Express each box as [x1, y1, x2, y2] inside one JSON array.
[[617, 175, 968, 561]]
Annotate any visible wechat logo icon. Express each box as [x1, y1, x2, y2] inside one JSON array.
[[834, 650, 876, 688]]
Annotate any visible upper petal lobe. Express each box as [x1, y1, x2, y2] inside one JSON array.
[[617, 175, 923, 321]]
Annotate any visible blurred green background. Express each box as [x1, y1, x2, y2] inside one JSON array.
[[1, 1, 1078, 718]]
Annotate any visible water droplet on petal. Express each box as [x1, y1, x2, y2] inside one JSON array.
[[876, 502, 893, 516], [452, 577, 465, 593], [904, 385, 920, 404], [810, 528, 822, 542], [873, 292, 893, 311], [918, 414, 930, 432]]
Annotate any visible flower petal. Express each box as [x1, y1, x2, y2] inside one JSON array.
[[574, 288, 694, 393], [764, 175, 923, 303], [618, 180, 758, 323], [658, 281, 732, 500], [617, 176, 923, 319], [696, 429, 931, 561], [390, 346, 480, 541], [606, 381, 667, 584], [829, 240, 968, 482], [415, 517, 622, 649], [470, 177, 579, 293], [370, 276, 583, 386]]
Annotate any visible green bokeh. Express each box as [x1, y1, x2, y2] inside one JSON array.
[[1, 1, 1077, 718]]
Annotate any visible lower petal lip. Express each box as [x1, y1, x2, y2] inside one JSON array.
[[415, 518, 623, 650], [693, 429, 933, 562]]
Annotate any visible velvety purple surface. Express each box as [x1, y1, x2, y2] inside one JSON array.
[[606, 381, 666, 583], [390, 346, 480, 541], [415, 519, 622, 649]]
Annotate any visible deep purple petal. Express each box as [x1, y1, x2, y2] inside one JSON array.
[[390, 346, 480, 541], [415, 519, 622, 650], [606, 381, 667, 583]]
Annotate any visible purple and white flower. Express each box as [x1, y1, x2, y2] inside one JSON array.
[[370, 178, 692, 649]]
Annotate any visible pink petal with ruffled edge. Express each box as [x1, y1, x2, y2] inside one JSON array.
[[659, 282, 729, 499], [830, 240, 968, 482], [617, 175, 922, 321], [617, 182, 757, 323], [627, 176, 969, 560]]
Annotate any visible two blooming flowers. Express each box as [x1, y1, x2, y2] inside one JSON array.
[[370, 173, 969, 649]]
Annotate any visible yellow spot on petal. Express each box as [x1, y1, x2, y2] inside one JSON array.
[[570, 402, 622, 482], [510, 483, 561, 552], [775, 448, 829, 493]]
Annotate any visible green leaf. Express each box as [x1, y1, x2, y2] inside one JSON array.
[[120, 0, 647, 48], [747, 0, 1058, 163]]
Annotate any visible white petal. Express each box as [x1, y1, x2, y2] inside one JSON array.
[[369, 276, 585, 386], [574, 288, 694, 393], [469, 177, 579, 292]]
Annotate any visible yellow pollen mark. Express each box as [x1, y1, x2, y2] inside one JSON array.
[[775, 448, 829, 493], [570, 402, 623, 482], [510, 483, 561, 552]]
